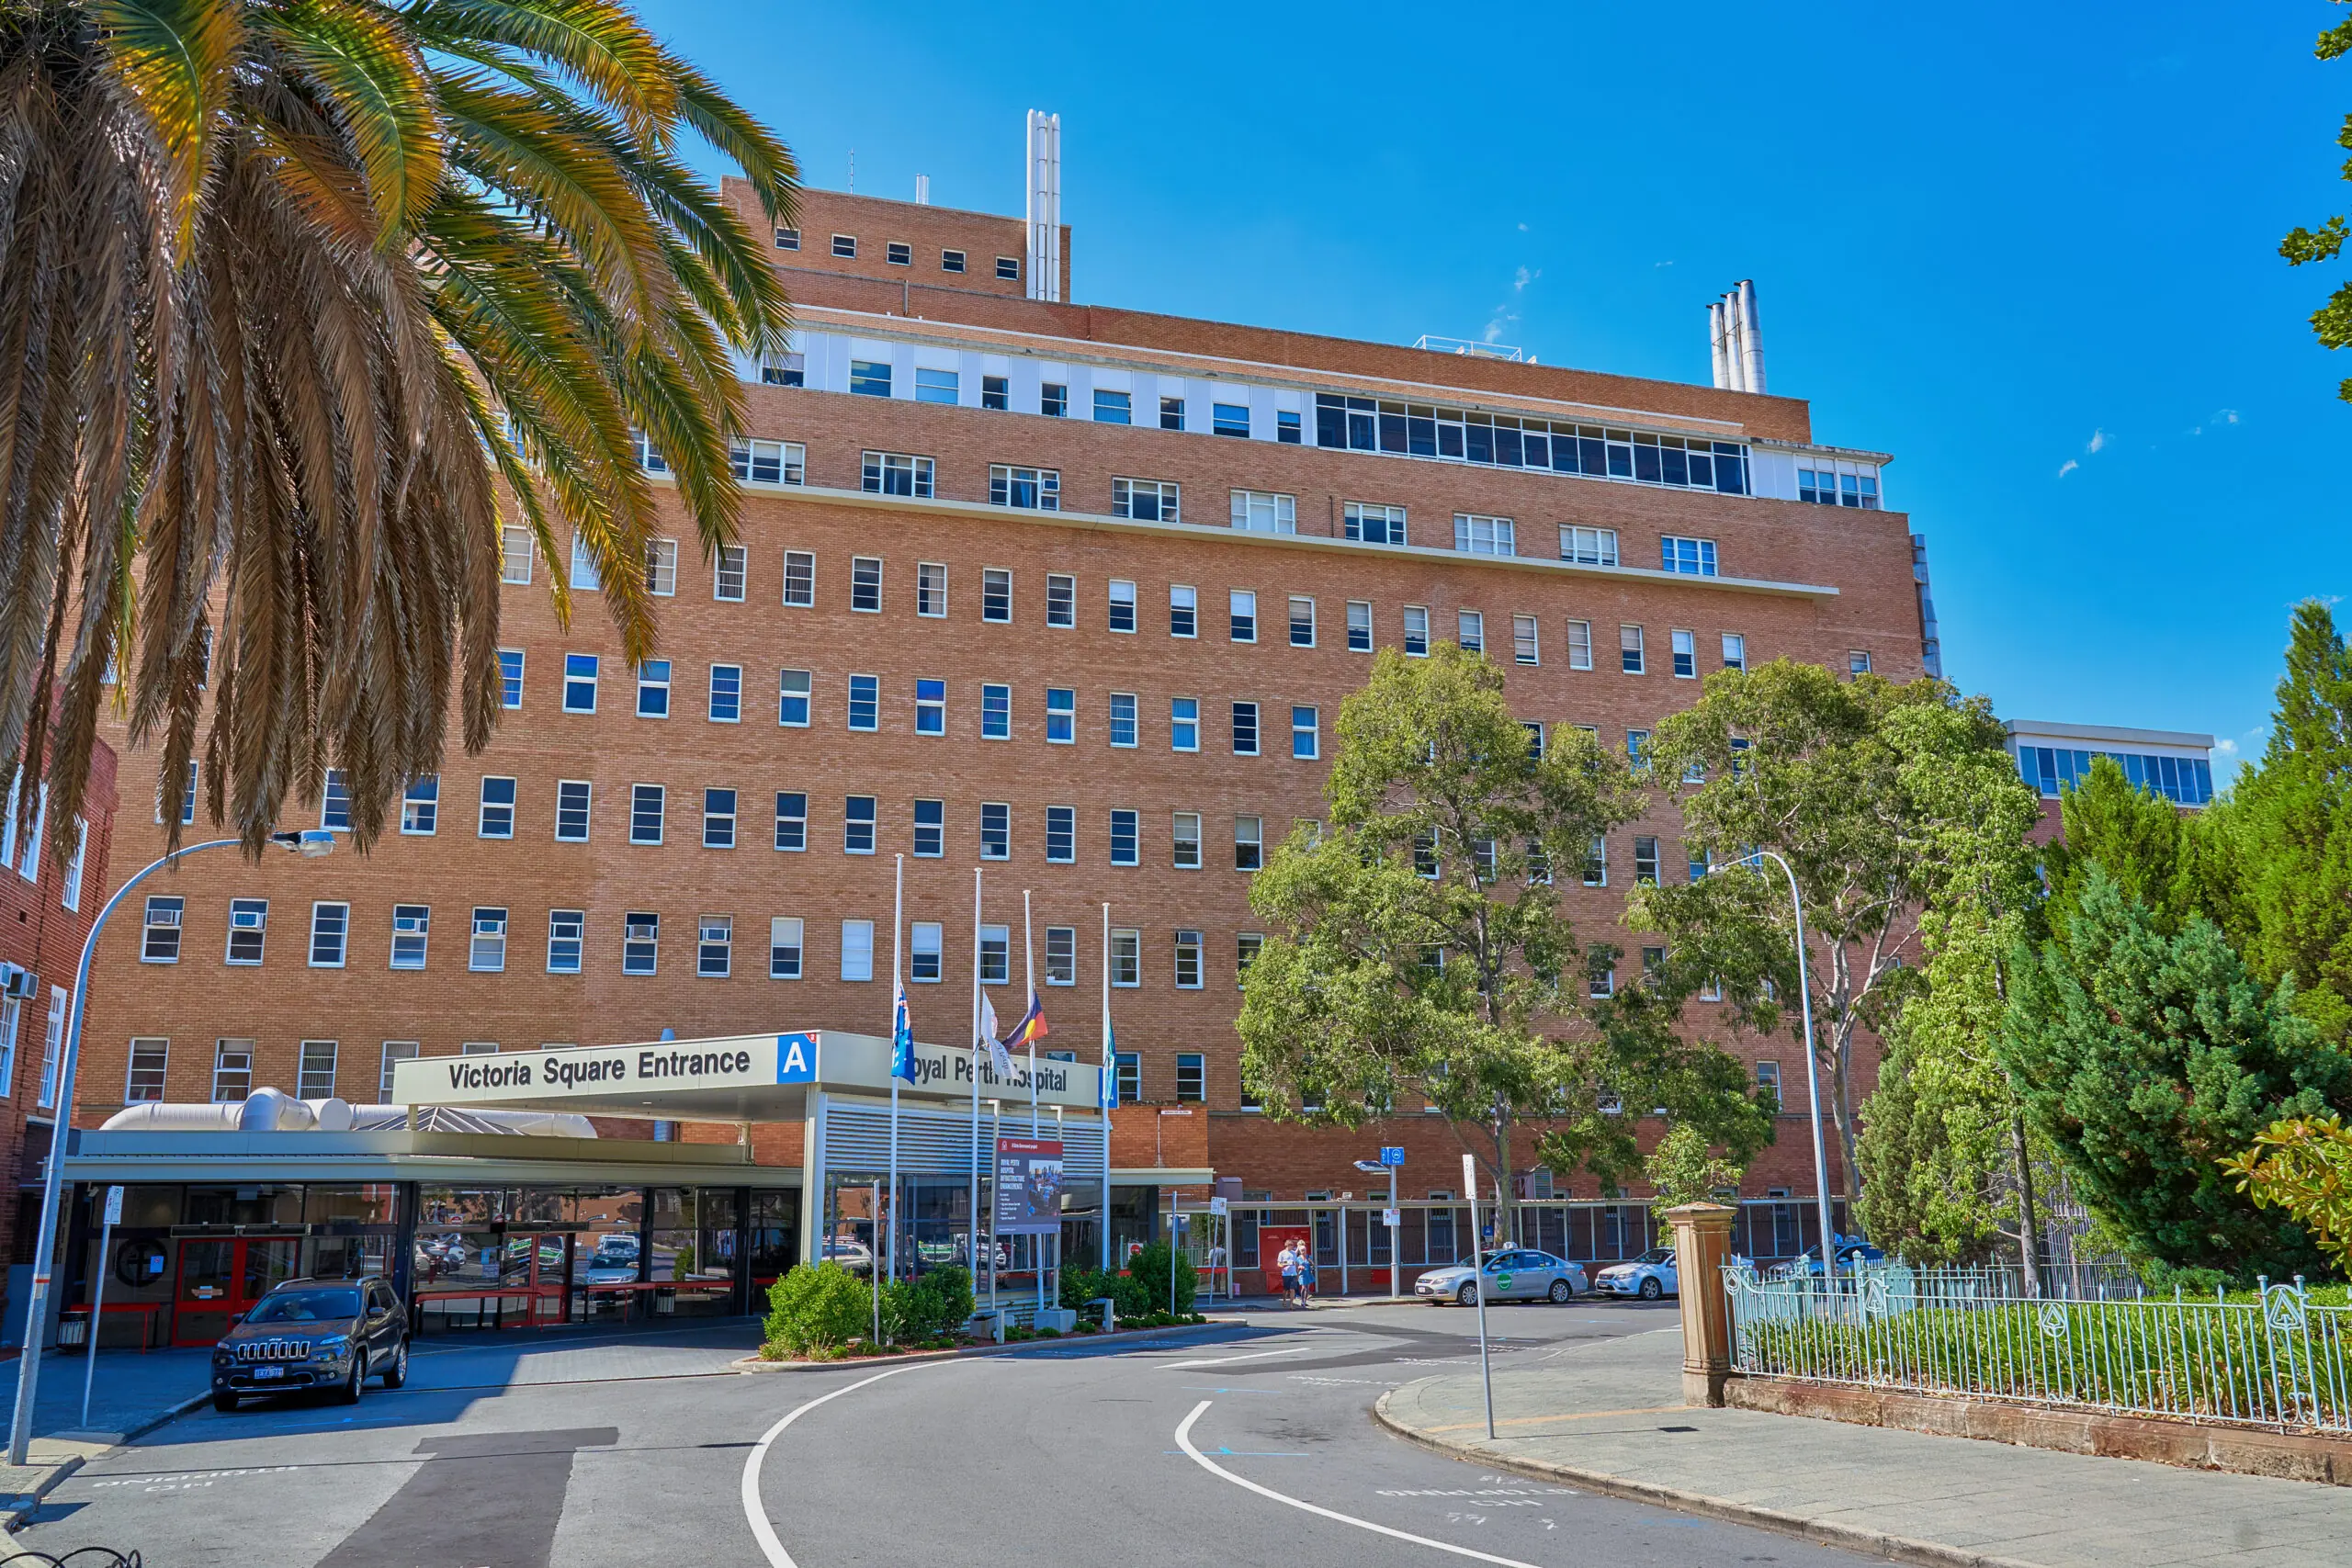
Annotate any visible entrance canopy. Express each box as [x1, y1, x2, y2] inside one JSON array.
[[391, 1030, 1106, 1124]]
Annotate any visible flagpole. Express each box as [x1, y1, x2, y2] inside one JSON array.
[[1023, 890, 1038, 1139], [888, 854, 903, 1287], [970, 867, 983, 1309], [1101, 902, 1114, 1275]]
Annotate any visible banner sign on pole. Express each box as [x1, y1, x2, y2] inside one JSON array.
[[993, 1137, 1065, 1235], [1383, 1208, 1400, 1228], [1208, 1196, 1228, 1216], [103, 1186, 123, 1226]]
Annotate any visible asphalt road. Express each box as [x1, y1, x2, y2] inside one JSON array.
[[14, 1299, 1883, 1567]]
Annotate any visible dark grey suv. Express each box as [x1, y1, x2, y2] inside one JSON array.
[[211, 1276, 409, 1411]]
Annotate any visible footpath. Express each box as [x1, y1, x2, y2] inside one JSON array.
[[1376, 1324, 2352, 1568]]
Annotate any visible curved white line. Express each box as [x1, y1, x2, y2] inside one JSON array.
[[741, 1363, 935, 1568], [1174, 1400, 1547, 1568]]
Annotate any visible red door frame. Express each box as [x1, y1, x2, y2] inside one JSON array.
[[170, 1236, 300, 1346]]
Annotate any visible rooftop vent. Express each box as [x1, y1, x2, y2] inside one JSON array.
[[1412, 334, 1532, 363]]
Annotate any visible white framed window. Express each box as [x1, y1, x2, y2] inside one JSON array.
[[1046, 805, 1076, 863], [1173, 812, 1203, 870], [401, 776, 438, 835], [1046, 688, 1076, 744], [844, 795, 876, 855], [501, 525, 533, 584], [479, 776, 516, 839], [943, 249, 967, 275], [1174, 930, 1204, 989], [862, 451, 933, 498], [1230, 590, 1257, 643], [783, 550, 816, 607], [548, 910, 585, 974], [1634, 836, 1661, 885], [1850, 649, 1873, 675], [563, 652, 599, 712], [1403, 605, 1430, 656], [910, 920, 944, 983], [979, 802, 1010, 860], [643, 536, 680, 597], [729, 438, 805, 486], [1170, 585, 1198, 637], [298, 1039, 338, 1100], [1111, 929, 1140, 987], [1344, 502, 1406, 545], [1229, 490, 1294, 534], [1160, 395, 1187, 431], [1672, 629, 1697, 679], [1232, 701, 1260, 756], [211, 1038, 254, 1103], [141, 895, 183, 962], [774, 792, 808, 852], [1620, 624, 1645, 674], [1347, 600, 1373, 652], [1110, 808, 1139, 866], [709, 663, 743, 722], [569, 533, 602, 591], [769, 917, 804, 979], [1092, 389, 1132, 424], [847, 673, 879, 730], [705, 787, 738, 850], [636, 659, 672, 718], [760, 351, 804, 386], [851, 557, 883, 612], [774, 226, 800, 250], [1235, 815, 1264, 872], [126, 1035, 170, 1102], [981, 683, 1011, 739], [917, 562, 947, 617], [1454, 513, 1516, 556], [623, 911, 659, 975], [1292, 705, 1319, 760], [916, 680, 946, 736], [990, 465, 1060, 510], [1170, 697, 1199, 752], [1457, 610, 1485, 655], [1288, 596, 1316, 648], [699, 916, 733, 978], [914, 367, 956, 403], [226, 897, 266, 964], [1567, 619, 1594, 671], [913, 798, 943, 857], [1583, 837, 1607, 887], [630, 784, 665, 845], [715, 545, 748, 602], [1589, 950, 1616, 1000], [1212, 401, 1250, 436], [309, 901, 349, 967], [320, 770, 352, 832], [470, 907, 508, 971], [982, 568, 1013, 623], [390, 904, 430, 969], [979, 924, 1011, 985], [498, 649, 524, 709], [1513, 615, 1540, 665], [379, 1041, 420, 1098], [1045, 926, 1078, 987], [1662, 536, 1718, 576], [1109, 580, 1137, 633], [1723, 633, 1747, 671], [1113, 477, 1180, 522], [1046, 573, 1075, 627], [778, 669, 812, 728], [1109, 693, 1138, 748], [1561, 526, 1620, 567]]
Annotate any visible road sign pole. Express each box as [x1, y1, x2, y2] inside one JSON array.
[[1388, 1166, 1399, 1300], [80, 1186, 121, 1428], [1463, 1153, 1494, 1439]]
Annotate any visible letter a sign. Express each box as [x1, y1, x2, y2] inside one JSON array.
[[775, 1033, 818, 1084]]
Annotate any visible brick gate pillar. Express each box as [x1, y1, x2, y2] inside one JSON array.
[[1664, 1201, 1738, 1406]]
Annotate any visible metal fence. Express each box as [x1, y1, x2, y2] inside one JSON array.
[[1726, 1264, 2352, 1435]]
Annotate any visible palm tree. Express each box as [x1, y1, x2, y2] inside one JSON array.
[[0, 0, 797, 857]]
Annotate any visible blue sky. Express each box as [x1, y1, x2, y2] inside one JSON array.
[[639, 2, 2348, 779]]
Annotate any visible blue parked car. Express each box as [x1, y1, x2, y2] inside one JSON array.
[[1796, 1235, 1885, 1275]]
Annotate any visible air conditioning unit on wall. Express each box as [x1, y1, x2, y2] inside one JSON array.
[[0, 963, 38, 1000]]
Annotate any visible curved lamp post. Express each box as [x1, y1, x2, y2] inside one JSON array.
[[1711, 849, 1838, 1289], [8, 828, 334, 1464]]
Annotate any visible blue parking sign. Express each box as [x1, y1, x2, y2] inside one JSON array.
[[1378, 1146, 1405, 1166]]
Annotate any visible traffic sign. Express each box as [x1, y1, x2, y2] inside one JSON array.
[[102, 1186, 123, 1226], [1208, 1196, 1228, 1216], [1378, 1145, 1404, 1166], [1382, 1208, 1399, 1228]]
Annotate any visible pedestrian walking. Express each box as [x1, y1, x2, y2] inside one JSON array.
[[1301, 1249, 1317, 1305], [1278, 1242, 1300, 1307]]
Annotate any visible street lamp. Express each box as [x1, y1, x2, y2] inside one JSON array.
[[1710, 849, 1838, 1290], [1353, 1157, 1399, 1299], [8, 828, 334, 1463]]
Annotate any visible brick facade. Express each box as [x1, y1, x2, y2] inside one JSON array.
[[76, 186, 1909, 1206]]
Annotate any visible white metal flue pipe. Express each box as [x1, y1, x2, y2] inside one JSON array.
[[1708, 300, 1730, 389], [1737, 278, 1767, 394]]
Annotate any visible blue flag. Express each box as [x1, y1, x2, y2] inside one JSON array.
[[1100, 1016, 1118, 1111], [890, 980, 916, 1083]]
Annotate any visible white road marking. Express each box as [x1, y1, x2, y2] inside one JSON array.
[[1174, 1401, 1549, 1568], [741, 1362, 938, 1568], [1159, 1346, 1312, 1370]]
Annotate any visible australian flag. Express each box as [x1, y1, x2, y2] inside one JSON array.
[[890, 980, 916, 1084]]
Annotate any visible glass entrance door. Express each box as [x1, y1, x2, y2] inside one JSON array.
[[172, 1237, 302, 1346]]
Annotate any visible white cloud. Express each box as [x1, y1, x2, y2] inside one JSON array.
[[1655, 259, 1674, 267], [2086, 428, 2109, 454], [2057, 458, 2080, 479], [2216, 408, 2240, 424], [1481, 266, 1540, 344], [2213, 738, 2238, 759], [1517, 221, 1529, 232]]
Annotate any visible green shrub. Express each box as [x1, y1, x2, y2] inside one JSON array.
[[764, 1263, 870, 1357], [1127, 1241, 1198, 1316], [876, 1263, 976, 1345]]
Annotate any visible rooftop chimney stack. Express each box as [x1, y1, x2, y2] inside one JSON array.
[[1707, 282, 1767, 392], [1736, 278, 1766, 394], [1707, 299, 1731, 389], [1025, 110, 1062, 303], [915, 174, 930, 206]]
